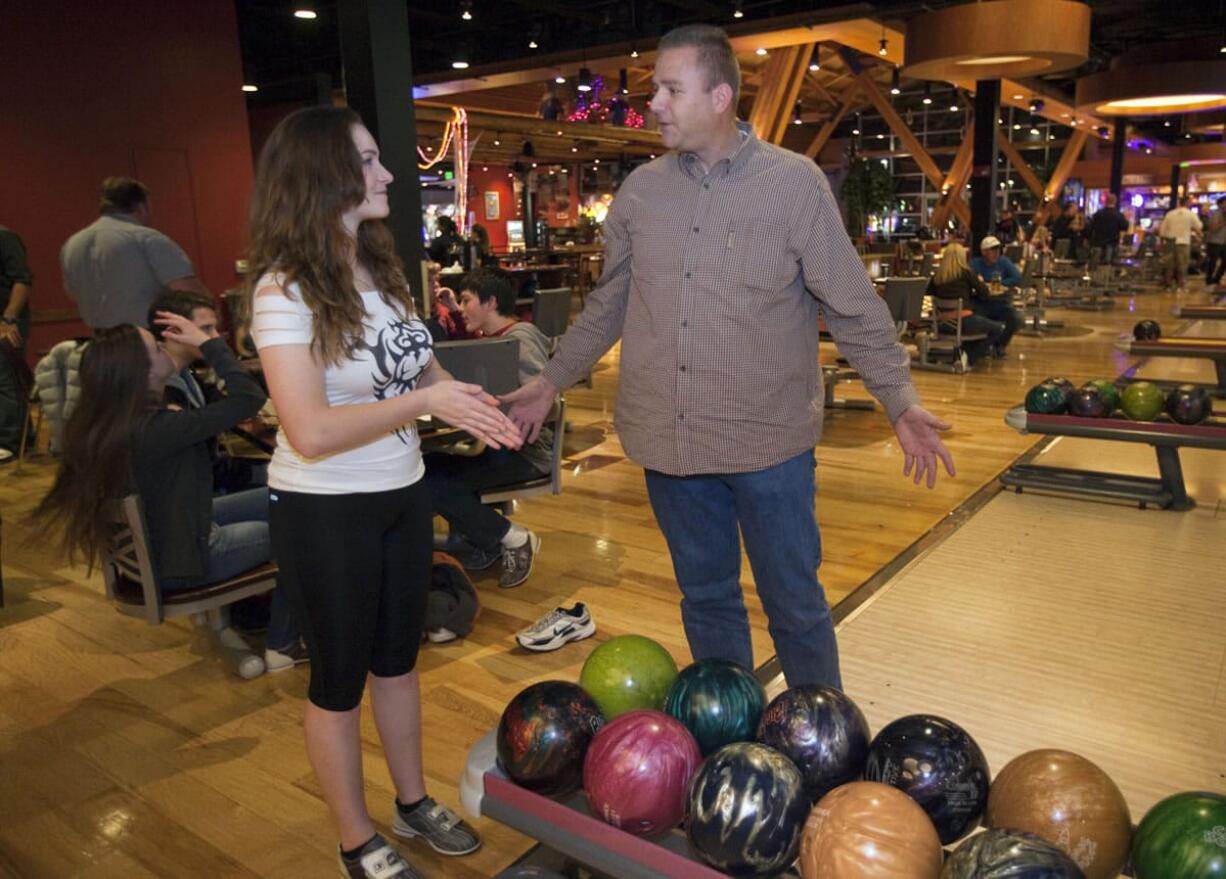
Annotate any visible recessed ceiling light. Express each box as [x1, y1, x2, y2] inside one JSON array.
[[630, 48, 640, 58], [461, 9, 472, 20], [452, 60, 470, 69], [555, 73, 566, 84], [293, 9, 317, 19], [482, 166, 488, 171], [809, 62, 819, 71], [529, 40, 538, 49], [572, 145, 578, 152], [1164, 119, 1172, 126], [649, 153, 656, 158], [876, 133, 885, 139], [1012, 93, 1025, 100], [1030, 127, 1040, 135], [594, 158, 600, 164], [949, 104, 959, 112], [241, 84, 258, 92], [755, 48, 767, 56]]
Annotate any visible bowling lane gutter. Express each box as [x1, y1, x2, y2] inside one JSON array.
[[755, 317, 1204, 690]]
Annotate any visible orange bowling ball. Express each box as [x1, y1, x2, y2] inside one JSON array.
[[799, 781, 943, 879], [986, 749, 1132, 879]]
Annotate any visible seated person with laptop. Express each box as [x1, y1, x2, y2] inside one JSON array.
[[425, 268, 552, 588]]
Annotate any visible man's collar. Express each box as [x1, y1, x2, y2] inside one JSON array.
[[102, 211, 141, 225], [678, 121, 757, 179]]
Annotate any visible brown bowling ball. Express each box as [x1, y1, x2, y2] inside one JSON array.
[[985, 749, 1131, 879], [799, 781, 944, 879]]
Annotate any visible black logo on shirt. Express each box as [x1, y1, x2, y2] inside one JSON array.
[[365, 318, 433, 443]]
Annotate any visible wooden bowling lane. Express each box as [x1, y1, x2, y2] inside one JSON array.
[[772, 488, 1226, 875]]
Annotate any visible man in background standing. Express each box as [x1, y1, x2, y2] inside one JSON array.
[[1087, 193, 1131, 268], [1158, 196, 1203, 292], [61, 177, 208, 328], [0, 225, 33, 462]]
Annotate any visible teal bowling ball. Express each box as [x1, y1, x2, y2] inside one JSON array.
[[663, 659, 766, 756], [1025, 382, 1068, 415]]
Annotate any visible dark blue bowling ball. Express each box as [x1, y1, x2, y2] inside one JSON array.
[[687, 742, 810, 876], [1165, 384, 1212, 425], [664, 659, 767, 756], [943, 827, 1085, 878], [863, 714, 990, 844], [755, 685, 870, 802]]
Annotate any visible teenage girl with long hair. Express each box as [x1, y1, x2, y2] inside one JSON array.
[[29, 315, 299, 661], [244, 106, 520, 878]]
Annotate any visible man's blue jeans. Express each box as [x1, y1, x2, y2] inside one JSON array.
[[644, 449, 841, 689]]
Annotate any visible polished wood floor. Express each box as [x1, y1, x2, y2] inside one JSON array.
[[0, 278, 1221, 876]]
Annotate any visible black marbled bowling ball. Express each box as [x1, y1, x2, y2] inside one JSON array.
[[756, 685, 871, 802], [1133, 319, 1162, 341], [1066, 386, 1111, 418], [942, 828, 1085, 878], [864, 714, 991, 844], [496, 680, 604, 796], [1025, 382, 1068, 415], [687, 742, 810, 876], [1165, 384, 1212, 425]]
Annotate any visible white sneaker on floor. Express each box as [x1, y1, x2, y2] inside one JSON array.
[[516, 603, 596, 652]]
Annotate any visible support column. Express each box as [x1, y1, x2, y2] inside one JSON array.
[[970, 79, 1000, 250], [1169, 164, 1181, 209], [1109, 118, 1126, 201], [338, 0, 425, 306]]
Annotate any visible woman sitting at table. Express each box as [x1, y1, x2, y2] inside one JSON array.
[[927, 242, 1006, 365], [29, 316, 305, 670]]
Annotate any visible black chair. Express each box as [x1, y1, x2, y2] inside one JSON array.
[[480, 397, 567, 505], [915, 294, 988, 374], [531, 288, 573, 351], [433, 337, 521, 397]]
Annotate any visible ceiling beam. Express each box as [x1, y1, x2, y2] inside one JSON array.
[[1043, 129, 1090, 204], [748, 43, 816, 145], [931, 123, 975, 230], [996, 135, 1046, 199], [805, 86, 860, 158], [841, 47, 969, 225]]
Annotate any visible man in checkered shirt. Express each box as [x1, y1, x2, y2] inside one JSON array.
[[505, 24, 954, 688]]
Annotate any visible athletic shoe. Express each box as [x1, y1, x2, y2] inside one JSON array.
[[516, 603, 596, 653], [0, 448, 12, 465], [264, 640, 310, 673], [425, 627, 457, 644], [337, 834, 423, 879], [392, 796, 481, 856], [499, 531, 540, 588]]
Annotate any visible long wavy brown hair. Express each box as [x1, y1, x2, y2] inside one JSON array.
[[28, 326, 156, 570], [242, 106, 415, 366]]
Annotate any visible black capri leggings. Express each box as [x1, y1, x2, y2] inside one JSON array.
[[269, 481, 432, 711]]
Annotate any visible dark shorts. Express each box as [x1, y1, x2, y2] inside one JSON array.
[[269, 481, 432, 711]]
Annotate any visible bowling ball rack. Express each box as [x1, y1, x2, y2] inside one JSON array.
[[461, 730, 727, 879], [1001, 406, 1226, 510], [1113, 336, 1226, 399]]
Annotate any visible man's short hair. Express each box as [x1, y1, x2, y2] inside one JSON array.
[[462, 268, 517, 317], [99, 177, 150, 214], [147, 288, 216, 341], [658, 24, 741, 105]]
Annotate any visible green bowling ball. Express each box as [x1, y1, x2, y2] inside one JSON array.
[[1120, 381, 1165, 421], [1085, 379, 1121, 413], [1025, 382, 1068, 415], [1131, 791, 1226, 879], [580, 635, 679, 719]]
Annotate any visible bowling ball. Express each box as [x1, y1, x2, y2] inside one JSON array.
[[1025, 382, 1068, 415], [864, 714, 990, 844], [1085, 379, 1121, 413], [799, 781, 944, 879], [1120, 381, 1165, 421], [1041, 376, 1077, 400], [582, 709, 702, 836], [943, 828, 1085, 878], [687, 742, 810, 876], [1134, 319, 1162, 341], [664, 659, 766, 756], [1066, 386, 1111, 418], [1165, 383, 1212, 425], [756, 685, 871, 802], [985, 749, 1131, 879], [496, 680, 604, 796], [579, 634, 678, 719], [1131, 790, 1226, 879]]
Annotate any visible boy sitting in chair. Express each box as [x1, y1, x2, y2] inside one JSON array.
[[425, 268, 553, 588]]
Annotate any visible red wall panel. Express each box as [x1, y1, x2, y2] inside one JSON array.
[[0, 0, 254, 358]]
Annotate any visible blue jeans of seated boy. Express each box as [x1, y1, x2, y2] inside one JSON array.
[[161, 487, 297, 651], [423, 449, 547, 550], [644, 449, 841, 689]]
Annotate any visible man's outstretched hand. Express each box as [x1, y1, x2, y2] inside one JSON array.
[[893, 404, 955, 488], [500, 375, 560, 444]]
